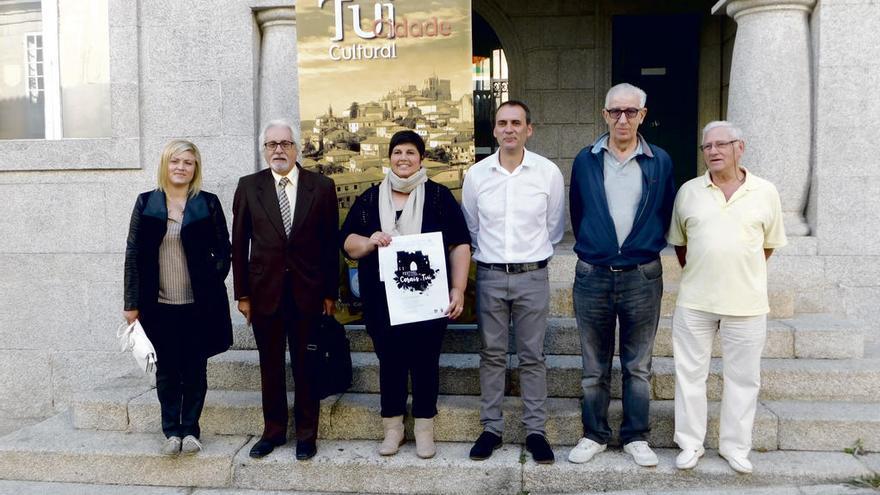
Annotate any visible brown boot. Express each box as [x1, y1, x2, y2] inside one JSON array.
[[414, 418, 436, 459], [378, 415, 405, 456]]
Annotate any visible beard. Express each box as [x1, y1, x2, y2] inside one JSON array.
[[268, 156, 293, 174]]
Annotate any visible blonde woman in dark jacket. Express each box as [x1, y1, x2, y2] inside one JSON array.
[[123, 140, 233, 456]]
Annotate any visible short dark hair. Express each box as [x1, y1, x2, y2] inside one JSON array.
[[496, 99, 532, 124], [389, 130, 426, 158]]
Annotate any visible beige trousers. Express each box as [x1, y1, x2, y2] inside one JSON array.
[[672, 306, 766, 458]]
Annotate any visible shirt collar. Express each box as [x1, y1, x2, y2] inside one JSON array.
[[488, 148, 533, 173], [271, 165, 299, 186], [590, 132, 654, 158], [702, 166, 756, 190]]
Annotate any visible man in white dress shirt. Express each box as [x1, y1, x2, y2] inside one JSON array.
[[461, 100, 565, 464]]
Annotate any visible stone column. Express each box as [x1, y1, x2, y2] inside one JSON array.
[[714, 0, 816, 236], [255, 7, 300, 134]]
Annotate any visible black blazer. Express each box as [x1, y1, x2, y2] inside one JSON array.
[[231, 166, 339, 316], [124, 189, 233, 358]]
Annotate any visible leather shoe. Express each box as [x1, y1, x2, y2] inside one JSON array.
[[296, 440, 317, 460], [525, 433, 555, 464], [469, 431, 502, 460], [249, 437, 285, 458]]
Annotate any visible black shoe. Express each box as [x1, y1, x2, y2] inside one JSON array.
[[525, 433, 555, 464], [469, 431, 502, 460], [249, 437, 285, 458], [296, 440, 317, 460]]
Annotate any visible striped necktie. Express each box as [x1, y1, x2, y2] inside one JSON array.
[[278, 176, 292, 237]]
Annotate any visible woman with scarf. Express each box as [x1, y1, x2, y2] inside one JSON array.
[[340, 130, 470, 459]]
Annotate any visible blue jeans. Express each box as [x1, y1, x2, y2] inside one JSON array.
[[572, 258, 662, 445]]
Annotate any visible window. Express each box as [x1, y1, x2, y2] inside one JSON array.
[[25, 33, 43, 102], [0, 0, 110, 139]]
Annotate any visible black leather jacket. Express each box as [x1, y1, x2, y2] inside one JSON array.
[[123, 189, 232, 357]]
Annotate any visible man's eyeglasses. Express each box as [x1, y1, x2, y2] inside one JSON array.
[[264, 141, 295, 151], [699, 140, 740, 152], [605, 107, 641, 120]]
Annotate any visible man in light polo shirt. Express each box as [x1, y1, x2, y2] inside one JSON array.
[[668, 120, 787, 474], [462, 100, 565, 464]]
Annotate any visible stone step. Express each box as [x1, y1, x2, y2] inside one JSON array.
[[549, 281, 794, 319], [764, 400, 880, 452], [0, 415, 874, 494], [0, 481, 354, 495], [231, 314, 863, 360], [74, 378, 880, 453], [4, 482, 879, 495], [0, 480, 191, 494], [72, 384, 777, 451], [0, 414, 248, 488], [541, 486, 880, 495], [206, 350, 880, 402]]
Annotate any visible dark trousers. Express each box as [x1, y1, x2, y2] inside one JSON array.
[[368, 317, 446, 418], [572, 258, 663, 445], [251, 279, 320, 443], [149, 303, 208, 439]]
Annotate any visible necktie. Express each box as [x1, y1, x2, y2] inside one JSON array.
[[278, 176, 292, 237]]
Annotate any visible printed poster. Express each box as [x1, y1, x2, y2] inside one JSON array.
[[377, 232, 449, 326], [296, 0, 474, 323]]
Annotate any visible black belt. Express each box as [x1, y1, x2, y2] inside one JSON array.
[[588, 258, 658, 273], [477, 259, 548, 274]]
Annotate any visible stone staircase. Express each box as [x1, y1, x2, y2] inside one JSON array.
[[1, 248, 878, 494]]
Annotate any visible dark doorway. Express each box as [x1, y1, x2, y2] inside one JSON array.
[[472, 11, 507, 162], [612, 14, 701, 188]]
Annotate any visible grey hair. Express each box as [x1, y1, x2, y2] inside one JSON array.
[[259, 119, 298, 148], [604, 83, 647, 108], [702, 120, 743, 142]]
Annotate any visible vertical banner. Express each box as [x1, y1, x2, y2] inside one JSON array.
[[297, 0, 474, 322]]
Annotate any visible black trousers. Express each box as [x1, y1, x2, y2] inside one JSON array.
[[251, 276, 320, 443], [148, 303, 208, 439], [368, 317, 446, 418]]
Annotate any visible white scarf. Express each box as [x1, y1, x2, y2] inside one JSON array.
[[378, 167, 427, 236]]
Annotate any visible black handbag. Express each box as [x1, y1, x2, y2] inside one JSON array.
[[308, 315, 353, 399]]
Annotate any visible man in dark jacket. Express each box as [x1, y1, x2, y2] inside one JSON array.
[[567, 83, 675, 467], [232, 119, 339, 460]]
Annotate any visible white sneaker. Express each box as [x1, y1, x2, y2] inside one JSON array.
[[623, 441, 658, 467], [160, 436, 181, 456], [181, 435, 203, 455], [721, 453, 753, 474], [567, 437, 606, 464], [675, 446, 705, 470]]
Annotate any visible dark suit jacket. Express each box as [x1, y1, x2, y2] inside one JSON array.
[[231, 166, 339, 316], [123, 189, 233, 358]]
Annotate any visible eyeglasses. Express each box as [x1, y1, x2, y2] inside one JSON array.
[[699, 140, 740, 152], [264, 141, 295, 151], [605, 107, 641, 120]]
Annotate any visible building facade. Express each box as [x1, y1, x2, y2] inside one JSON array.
[[0, 0, 877, 424]]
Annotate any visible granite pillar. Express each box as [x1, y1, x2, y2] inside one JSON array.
[[255, 7, 300, 135], [714, 0, 816, 236]]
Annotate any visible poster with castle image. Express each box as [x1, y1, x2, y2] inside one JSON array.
[[297, 0, 474, 322]]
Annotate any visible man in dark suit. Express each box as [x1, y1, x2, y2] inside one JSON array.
[[232, 119, 339, 460]]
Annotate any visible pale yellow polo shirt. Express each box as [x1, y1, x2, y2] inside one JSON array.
[[668, 168, 787, 316]]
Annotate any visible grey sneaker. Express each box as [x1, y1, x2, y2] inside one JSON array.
[[160, 436, 181, 456], [181, 435, 202, 455]]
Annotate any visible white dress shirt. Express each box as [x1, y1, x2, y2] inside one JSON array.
[[271, 166, 299, 218], [461, 149, 565, 263]]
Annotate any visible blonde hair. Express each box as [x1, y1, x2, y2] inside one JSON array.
[[157, 139, 203, 198]]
